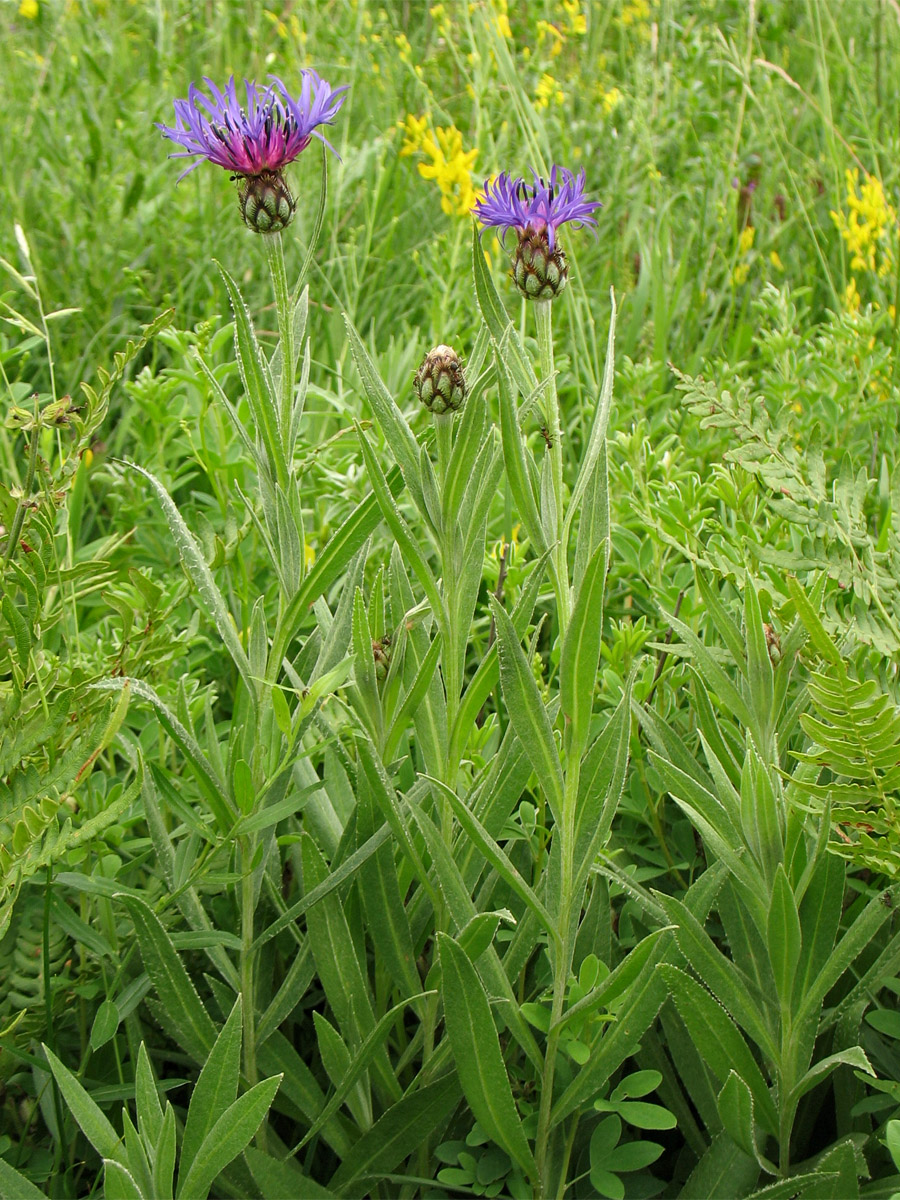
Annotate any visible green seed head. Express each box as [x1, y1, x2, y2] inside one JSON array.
[[237, 170, 296, 234], [512, 228, 569, 300], [414, 344, 467, 416]]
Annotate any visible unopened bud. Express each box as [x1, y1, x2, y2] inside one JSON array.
[[414, 345, 467, 415]]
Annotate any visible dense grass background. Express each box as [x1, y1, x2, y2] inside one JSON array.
[[4, 1, 900, 1197]]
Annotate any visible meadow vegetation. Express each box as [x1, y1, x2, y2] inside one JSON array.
[[3, 1, 900, 1197]]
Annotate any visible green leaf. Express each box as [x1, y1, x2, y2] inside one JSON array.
[[662, 609, 754, 730], [152, 1105, 176, 1200], [493, 345, 546, 554], [0, 1158, 50, 1199], [217, 261, 287, 487], [471, 225, 539, 400], [787, 1046, 873, 1108], [744, 581, 775, 751], [355, 424, 445, 627], [175, 1074, 282, 1200], [253, 824, 392, 949], [300, 835, 377, 1047], [717, 1072, 756, 1159], [90, 999, 120, 1051], [384, 631, 442, 762], [244, 1146, 336, 1199], [42, 1044, 121, 1159], [327, 1073, 461, 1196], [424, 773, 558, 940], [573, 679, 633, 894], [93, 679, 233, 830], [560, 539, 608, 754], [124, 462, 256, 703], [343, 315, 424, 517], [437, 934, 537, 1182], [181, 998, 243, 1178], [134, 1043, 163, 1147], [565, 289, 616, 550], [295, 993, 435, 1152], [767, 865, 802, 1009], [657, 964, 778, 1136], [678, 1132, 758, 1199], [119, 895, 217, 1063], [655, 895, 776, 1058], [490, 596, 564, 826], [103, 1161, 144, 1200]]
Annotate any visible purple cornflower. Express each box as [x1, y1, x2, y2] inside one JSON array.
[[472, 167, 601, 300], [157, 73, 348, 233], [473, 167, 601, 251]]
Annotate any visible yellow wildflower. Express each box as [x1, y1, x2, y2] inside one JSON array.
[[304, 542, 316, 571], [598, 85, 622, 115], [831, 167, 896, 276], [395, 32, 412, 62], [415, 124, 479, 217], [770, 250, 784, 271], [732, 262, 750, 286], [400, 113, 430, 157], [562, 0, 587, 35], [537, 20, 564, 55], [263, 9, 288, 38], [535, 73, 564, 109], [620, 0, 650, 27], [738, 225, 755, 254], [492, 0, 512, 38], [19, 0, 39, 16], [843, 278, 860, 313]]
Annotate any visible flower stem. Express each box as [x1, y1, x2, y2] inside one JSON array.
[[240, 837, 263, 1146], [534, 300, 571, 633], [264, 232, 295, 457]]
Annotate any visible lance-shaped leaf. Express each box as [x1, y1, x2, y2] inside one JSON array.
[[471, 225, 539, 398], [217, 262, 287, 487], [560, 539, 608, 755], [175, 1074, 282, 1200], [119, 895, 216, 1062], [436, 934, 538, 1182], [344, 315, 425, 517], [123, 463, 256, 704], [490, 596, 564, 825], [42, 1045, 121, 1160]]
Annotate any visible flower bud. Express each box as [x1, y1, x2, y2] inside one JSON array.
[[414, 345, 467, 415], [372, 635, 392, 682], [512, 228, 568, 300], [238, 169, 296, 234]]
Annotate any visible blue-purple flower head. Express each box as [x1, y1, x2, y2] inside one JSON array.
[[157, 72, 348, 233], [473, 167, 601, 299], [473, 166, 601, 252]]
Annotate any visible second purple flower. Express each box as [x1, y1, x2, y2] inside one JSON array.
[[157, 72, 348, 234], [473, 166, 602, 299]]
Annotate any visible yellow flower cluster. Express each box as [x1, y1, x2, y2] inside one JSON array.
[[535, 73, 565, 109], [19, 0, 39, 17], [732, 225, 755, 286], [620, 0, 651, 26], [831, 168, 896, 277], [400, 115, 479, 218], [598, 84, 622, 115]]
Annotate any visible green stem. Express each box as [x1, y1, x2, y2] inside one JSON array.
[[534, 300, 570, 633], [240, 837, 263, 1145], [264, 232, 295, 458]]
